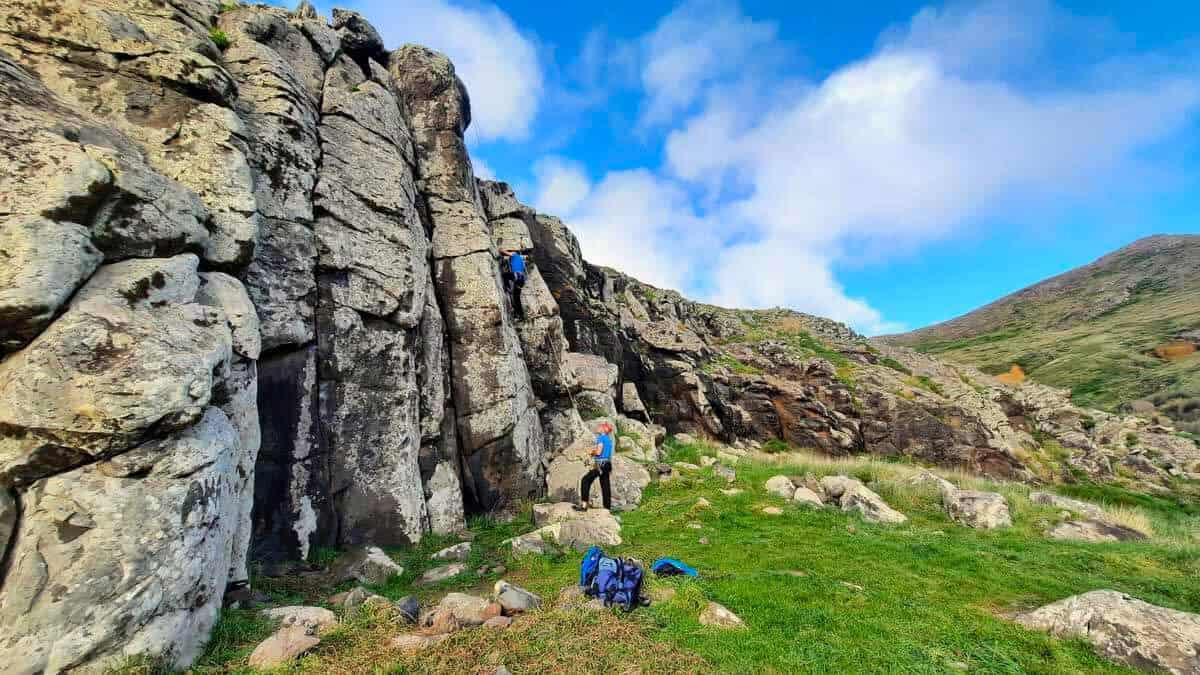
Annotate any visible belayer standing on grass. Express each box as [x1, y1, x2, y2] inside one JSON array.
[[500, 248, 527, 320], [577, 422, 615, 511]]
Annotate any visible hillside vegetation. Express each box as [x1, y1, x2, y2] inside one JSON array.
[[157, 439, 1200, 674], [886, 235, 1200, 432]]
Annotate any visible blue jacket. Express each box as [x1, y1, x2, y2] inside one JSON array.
[[509, 252, 526, 276], [595, 433, 613, 461]]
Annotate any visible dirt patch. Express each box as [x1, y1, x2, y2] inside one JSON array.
[[1153, 341, 1196, 360], [994, 364, 1026, 385]]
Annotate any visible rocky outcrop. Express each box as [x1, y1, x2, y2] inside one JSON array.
[[0, 5, 579, 670], [1016, 590, 1200, 674], [391, 46, 545, 512]]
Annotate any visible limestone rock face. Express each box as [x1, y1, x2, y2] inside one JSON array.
[[1016, 591, 1200, 674], [392, 44, 545, 511], [0, 408, 242, 672]]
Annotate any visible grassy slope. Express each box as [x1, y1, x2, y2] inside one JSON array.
[[161, 443, 1200, 675], [889, 237, 1200, 427], [909, 284, 1200, 409]]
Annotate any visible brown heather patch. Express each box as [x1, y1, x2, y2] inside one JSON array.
[[1154, 341, 1197, 360]]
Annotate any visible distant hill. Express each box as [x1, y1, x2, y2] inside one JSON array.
[[883, 235, 1200, 432]]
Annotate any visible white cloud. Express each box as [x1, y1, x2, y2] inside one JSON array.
[[644, 0, 1200, 334], [344, 0, 543, 142], [531, 157, 591, 216], [639, 0, 781, 126]]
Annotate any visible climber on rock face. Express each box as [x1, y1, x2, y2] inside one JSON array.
[[500, 248, 527, 320], [577, 421, 615, 511]]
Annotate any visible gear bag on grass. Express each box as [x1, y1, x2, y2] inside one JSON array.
[[651, 558, 698, 577], [579, 547, 646, 611]]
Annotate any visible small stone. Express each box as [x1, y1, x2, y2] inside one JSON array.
[[248, 625, 320, 668], [390, 633, 449, 653], [764, 476, 796, 499], [483, 615, 513, 629], [261, 606, 338, 634], [695, 497, 711, 508], [494, 666, 514, 675], [699, 537, 710, 545], [700, 456, 717, 467], [762, 506, 783, 516], [699, 601, 745, 628], [494, 580, 541, 614], [673, 462, 701, 471], [792, 487, 824, 507], [395, 596, 419, 623], [432, 542, 472, 561], [720, 488, 744, 496], [687, 522, 703, 529], [841, 582, 864, 592], [713, 465, 736, 483], [328, 546, 404, 585], [416, 563, 468, 586]]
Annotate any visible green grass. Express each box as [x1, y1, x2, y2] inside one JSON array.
[[903, 281, 1200, 419], [879, 357, 912, 375], [209, 27, 230, 50], [905, 375, 946, 397], [179, 442, 1199, 674], [701, 353, 763, 376]]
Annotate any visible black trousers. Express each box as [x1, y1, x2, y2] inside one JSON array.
[[580, 461, 612, 509], [510, 273, 525, 319]]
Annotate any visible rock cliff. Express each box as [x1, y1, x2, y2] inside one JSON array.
[[0, 2, 1196, 672]]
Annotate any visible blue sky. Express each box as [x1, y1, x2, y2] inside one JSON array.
[[283, 0, 1200, 334]]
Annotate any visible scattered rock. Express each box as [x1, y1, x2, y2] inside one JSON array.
[[1029, 492, 1108, 520], [700, 456, 717, 467], [395, 596, 420, 623], [687, 522, 703, 529], [390, 633, 449, 653], [695, 497, 712, 508], [675, 433, 698, 445], [416, 563, 468, 586], [1047, 519, 1148, 543], [762, 506, 784, 516], [699, 601, 745, 628], [943, 490, 1012, 529], [841, 582, 864, 592], [673, 462, 701, 471], [713, 465, 736, 483], [329, 546, 404, 585], [907, 469, 957, 497], [494, 580, 541, 614], [792, 487, 824, 507], [820, 476, 907, 524], [432, 542, 472, 562], [716, 451, 741, 465], [1016, 590, 1200, 674], [507, 505, 622, 553], [262, 606, 338, 634], [765, 475, 797, 499], [248, 625, 320, 669], [423, 593, 493, 628], [699, 537, 710, 545], [483, 615, 514, 629], [720, 488, 744, 496]]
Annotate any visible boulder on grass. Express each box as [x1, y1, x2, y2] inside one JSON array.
[[943, 490, 1012, 529], [416, 563, 467, 586], [820, 476, 907, 525], [1047, 519, 1147, 543], [248, 625, 320, 669], [699, 601, 745, 628], [494, 580, 541, 614], [432, 542, 472, 561], [1016, 590, 1200, 674], [261, 606, 337, 634], [764, 475, 796, 499], [329, 546, 404, 585]]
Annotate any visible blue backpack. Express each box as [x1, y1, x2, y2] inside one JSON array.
[[579, 547, 645, 611], [651, 558, 698, 577]]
